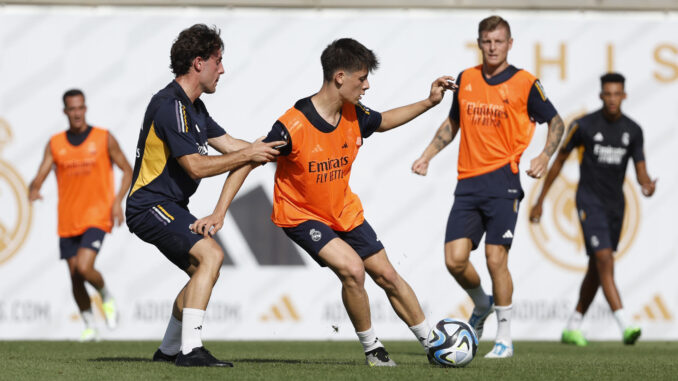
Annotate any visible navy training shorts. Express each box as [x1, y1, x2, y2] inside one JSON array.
[[577, 201, 623, 256], [127, 202, 203, 270], [283, 220, 384, 267], [59, 227, 106, 260], [445, 195, 520, 250]]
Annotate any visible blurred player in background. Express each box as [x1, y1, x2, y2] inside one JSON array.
[[125, 24, 283, 367], [412, 15, 565, 358], [28, 89, 133, 342], [529, 72, 656, 346], [252, 38, 455, 366]]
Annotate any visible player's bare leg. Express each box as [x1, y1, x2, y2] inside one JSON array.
[[174, 237, 232, 367], [444, 238, 479, 288], [446, 238, 494, 341], [594, 248, 621, 310], [563, 256, 600, 346], [594, 248, 639, 344], [74, 247, 118, 329], [484, 244, 513, 358], [364, 250, 425, 326], [319, 239, 395, 366], [576, 256, 601, 315], [319, 238, 371, 331], [363, 250, 430, 350], [67, 257, 97, 341]]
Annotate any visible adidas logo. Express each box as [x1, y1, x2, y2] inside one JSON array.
[[633, 294, 673, 322], [593, 132, 604, 142], [311, 144, 323, 153], [260, 295, 301, 322], [500, 318, 508, 322], [91, 240, 101, 249], [341, 142, 348, 149], [502, 230, 513, 239], [194, 325, 202, 331], [464, 83, 472, 92]]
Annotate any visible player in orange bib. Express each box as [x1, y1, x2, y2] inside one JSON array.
[[243, 38, 453, 366], [28, 89, 133, 341], [412, 16, 565, 358]]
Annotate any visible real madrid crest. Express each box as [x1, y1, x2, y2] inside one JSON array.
[[0, 118, 32, 265]]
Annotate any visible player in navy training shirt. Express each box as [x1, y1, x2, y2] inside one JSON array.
[[530, 73, 656, 346], [126, 24, 283, 367]]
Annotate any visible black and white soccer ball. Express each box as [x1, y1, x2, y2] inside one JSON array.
[[427, 318, 479, 367]]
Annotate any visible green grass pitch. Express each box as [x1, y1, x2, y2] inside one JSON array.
[[2, 340, 676, 380]]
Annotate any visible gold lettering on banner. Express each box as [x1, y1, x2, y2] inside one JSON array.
[[535, 42, 567, 80], [466, 41, 482, 65], [0, 118, 32, 266], [526, 111, 640, 273], [606, 43, 615, 73], [653, 44, 678, 82]]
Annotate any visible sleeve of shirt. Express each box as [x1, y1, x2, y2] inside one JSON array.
[[355, 102, 382, 139], [262, 120, 292, 156], [562, 121, 582, 153], [153, 99, 202, 158], [205, 115, 226, 139], [448, 72, 463, 124], [527, 80, 558, 124], [630, 127, 646, 163]]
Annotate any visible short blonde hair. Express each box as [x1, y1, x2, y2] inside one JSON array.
[[478, 15, 511, 38]]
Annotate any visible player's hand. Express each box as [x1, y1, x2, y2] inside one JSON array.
[[246, 137, 285, 164], [641, 178, 657, 197], [411, 157, 430, 176], [428, 76, 457, 106], [526, 152, 549, 179], [28, 187, 43, 202], [111, 203, 125, 226], [190, 214, 224, 237], [529, 203, 543, 223]]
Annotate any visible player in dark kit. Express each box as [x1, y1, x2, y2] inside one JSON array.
[[126, 24, 283, 367], [530, 72, 656, 346]]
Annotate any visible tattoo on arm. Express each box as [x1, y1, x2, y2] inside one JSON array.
[[432, 120, 455, 152], [544, 115, 565, 157]]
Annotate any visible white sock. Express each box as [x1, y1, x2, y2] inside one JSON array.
[[495, 305, 512, 345], [613, 308, 629, 334], [465, 285, 491, 311], [566, 311, 584, 331], [97, 285, 112, 302], [81, 309, 95, 328], [181, 308, 205, 354], [356, 327, 383, 353], [409, 320, 431, 350], [158, 315, 182, 356]]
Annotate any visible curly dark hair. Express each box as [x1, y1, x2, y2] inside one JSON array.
[[170, 24, 224, 76], [320, 38, 379, 82]]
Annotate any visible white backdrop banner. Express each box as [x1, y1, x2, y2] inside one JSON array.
[[0, 6, 676, 341]]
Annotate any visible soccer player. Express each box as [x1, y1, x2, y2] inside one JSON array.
[[254, 38, 454, 367], [529, 72, 656, 346], [125, 24, 283, 367], [411, 15, 565, 358], [28, 89, 133, 342]]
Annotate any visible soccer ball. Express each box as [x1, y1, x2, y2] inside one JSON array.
[[427, 318, 478, 367]]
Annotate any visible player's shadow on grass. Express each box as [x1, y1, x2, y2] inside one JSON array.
[[89, 357, 151, 362], [236, 358, 356, 366]]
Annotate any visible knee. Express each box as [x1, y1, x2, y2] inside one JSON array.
[[75, 261, 93, 279], [204, 250, 224, 276], [445, 255, 468, 276], [338, 262, 366, 289], [485, 247, 508, 274], [372, 267, 400, 292]]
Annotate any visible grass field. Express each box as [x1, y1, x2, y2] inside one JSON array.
[[2, 340, 676, 381]]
